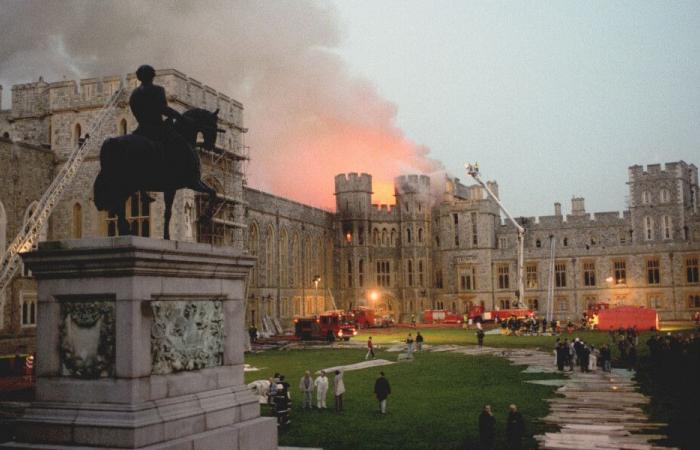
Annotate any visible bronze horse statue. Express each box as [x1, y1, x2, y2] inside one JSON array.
[[93, 108, 221, 240]]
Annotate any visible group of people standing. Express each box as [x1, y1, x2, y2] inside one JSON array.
[[479, 404, 525, 449], [554, 337, 611, 372], [287, 369, 391, 416], [294, 369, 345, 413]]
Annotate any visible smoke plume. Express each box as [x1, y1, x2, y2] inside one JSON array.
[[0, 0, 442, 208]]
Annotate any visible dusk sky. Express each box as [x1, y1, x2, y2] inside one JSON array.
[[330, 0, 700, 216], [1, 1, 699, 217]]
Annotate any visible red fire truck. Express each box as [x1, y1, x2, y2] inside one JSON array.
[[348, 307, 376, 329], [423, 309, 464, 324], [294, 310, 358, 341], [467, 305, 534, 323], [587, 304, 658, 331]]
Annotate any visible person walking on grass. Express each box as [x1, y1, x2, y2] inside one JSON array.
[[506, 404, 525, 449], [314, 370, 329, 409], [479, 404, 496, 450], [333, 370, 345, 412], [299, 370, 314, 409], [406, 333, 414, 358], [416, 332, 424, 351], [373, 371, 391, 414], [477, 328, 485, 347], [365, 336, 375, 360]]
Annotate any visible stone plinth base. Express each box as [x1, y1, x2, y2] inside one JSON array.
[[3, 237, 276, 450]]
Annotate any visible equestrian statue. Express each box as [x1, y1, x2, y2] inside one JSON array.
[[94, 65, 222, 240]]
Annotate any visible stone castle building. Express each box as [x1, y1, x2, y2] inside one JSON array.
[[1, 69, 699, 357]]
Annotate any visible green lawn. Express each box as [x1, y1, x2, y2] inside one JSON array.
[[356, 326, 666, 359], [245, 348, 562, 450]]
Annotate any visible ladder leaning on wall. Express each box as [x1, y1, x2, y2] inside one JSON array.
[[0, 86, 125, 297]]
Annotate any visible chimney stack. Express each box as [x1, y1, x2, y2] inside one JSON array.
[[554, 202, 562, 216], [571, 197, 586, 216]]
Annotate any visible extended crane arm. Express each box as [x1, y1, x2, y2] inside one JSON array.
[[465, 163, 525, 308]]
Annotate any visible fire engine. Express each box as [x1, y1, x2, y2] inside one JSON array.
[[294, 310, 358, 341], [467, 305, 534, 323], [423, 309, 463, 324], [585, 303, 658, 331]]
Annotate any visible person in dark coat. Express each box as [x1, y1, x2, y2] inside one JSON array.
[[506, 404, 525, 449], [556, 342, 566, 371], [477, 328, 485, 347], [478, 404, 496, 449], [373, 371, 391, 414]]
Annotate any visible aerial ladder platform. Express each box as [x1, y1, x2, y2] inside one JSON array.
[[0, 86, 125, 296], [465, 163, 525, 309]]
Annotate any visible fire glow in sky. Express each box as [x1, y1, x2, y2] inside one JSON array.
[[0, 0, 441, 209]]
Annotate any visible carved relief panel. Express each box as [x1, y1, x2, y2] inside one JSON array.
[[59, 300, 116, 378], [151, 299, 225, 375]]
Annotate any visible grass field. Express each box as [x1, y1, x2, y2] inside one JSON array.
[[355, 326, 668, 359], [245, 348, 563, 450]]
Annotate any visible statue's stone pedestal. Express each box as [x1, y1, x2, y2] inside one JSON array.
[[4, 237, 276, 450]]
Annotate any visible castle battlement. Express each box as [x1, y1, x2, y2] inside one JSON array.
[[6, 69, 244, 129], [395, 174, 430, 195], [628, 161, 691, 181], [370, 203, 397, 220], [335, 172, 372, 193]]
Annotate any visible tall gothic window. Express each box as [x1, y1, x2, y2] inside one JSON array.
[[497, 265, 510, 289], [613, 259, 627, 284], [662, 215, 672, 240], [265, 226, 275, 287], [583, 261, 596, 287], [72, 203, 82, 239], [279, 228, 288, 287], [647, 258, 660, 285], [644, 216, 653, 241], [248, 223, 259, 287], [555, 262, 566, 288], [291, 233, 300, 287], [526, 263, 538, 288]]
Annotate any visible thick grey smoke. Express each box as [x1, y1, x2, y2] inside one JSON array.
[[0, 0, 442, 207]]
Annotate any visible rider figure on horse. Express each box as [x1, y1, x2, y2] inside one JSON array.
[[129, 65, 190, 202]]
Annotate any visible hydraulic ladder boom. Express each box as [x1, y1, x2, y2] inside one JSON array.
[[465, 163, 525, 308], [0, 86, 125, 295]]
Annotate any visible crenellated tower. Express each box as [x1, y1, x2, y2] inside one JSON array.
[[334, 173, 373, 309]]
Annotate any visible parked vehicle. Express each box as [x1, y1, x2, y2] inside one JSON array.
[[467, 305, 534, 323], [423, 309, 463, 324], [294, 310, 358, 341], [596, 306, 658, 331]]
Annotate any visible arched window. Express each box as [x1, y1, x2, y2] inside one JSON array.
[[418, 228, 424, 243], [644, 216, 653, 241], [72, 203, 82, 239], [562, 237, 568, 247], [381, 228, 388, 246], [660, 189, 670, 204], [641, 191, 651, 205], [535, 239, 541, 248], [248, 223, 259, 287], [291, 233, 300, 287], [304, 237, 312, 286], [390, 229, 397, 246], [265, 226, 275, 286], [74, 123, 82, 147], [662, 215, 672, 240], [118, 118, 128, 135], [279, 228, 289, 287], [407, 260, 414, 286], [418, 260, 424, 286], [373, 228, 379, 245], [359, 259, 364, 287], [406, 228, 412, 244]]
